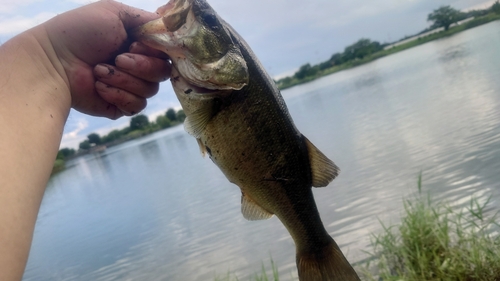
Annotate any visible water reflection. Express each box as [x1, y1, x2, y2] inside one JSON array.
[[24, 22, 500, 281], [139, 140, 162, 161]]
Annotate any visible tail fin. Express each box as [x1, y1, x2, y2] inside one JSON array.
[[296, 239, 360, 281]]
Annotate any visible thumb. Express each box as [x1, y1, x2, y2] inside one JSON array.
[[99, 0, 160, 30]]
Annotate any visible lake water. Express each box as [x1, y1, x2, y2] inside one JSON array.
[[24, 21, 500, 281]]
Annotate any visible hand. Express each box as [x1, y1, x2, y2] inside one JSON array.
[[0, 2, 173, 280], [41, 0, 171, 119]]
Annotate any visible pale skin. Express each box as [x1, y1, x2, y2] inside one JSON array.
[[0, 1, 172, 280]]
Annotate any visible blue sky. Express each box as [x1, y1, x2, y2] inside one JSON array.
[[0, 0, 495, 148]]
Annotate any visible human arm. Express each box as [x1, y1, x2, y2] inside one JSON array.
[[0, 1, 170, 280]]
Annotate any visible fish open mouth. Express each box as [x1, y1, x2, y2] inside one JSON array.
[[131, 0, 249, 91], [157, 0, 192, 32]]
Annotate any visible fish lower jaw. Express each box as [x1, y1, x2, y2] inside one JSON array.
[[174, 56, 248, 91]]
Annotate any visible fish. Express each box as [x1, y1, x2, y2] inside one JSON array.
[[132, 1, 360, 280]]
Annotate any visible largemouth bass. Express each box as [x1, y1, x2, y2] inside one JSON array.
[[133, 1, 360, 280]]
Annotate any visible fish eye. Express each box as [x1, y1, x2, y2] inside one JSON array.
[[203, 13, 218, 28]]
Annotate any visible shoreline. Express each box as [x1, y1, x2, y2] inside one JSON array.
[[277, 14, 500, 90]]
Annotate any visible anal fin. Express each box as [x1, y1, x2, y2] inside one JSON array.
[[241, 192, 273, 221], [304, 136, 340, 187]]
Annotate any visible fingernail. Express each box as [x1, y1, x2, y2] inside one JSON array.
[[120, 109, 132, 116], [129, 42, 138, 52], [116, 54, 136, 70], [129, 42, 143, 53], [95, 64, 115, 77]]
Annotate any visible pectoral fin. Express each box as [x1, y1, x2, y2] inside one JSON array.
[[304, 136, 340, 187], [241, 192, 273, 220], [184, 103, 215, 138]]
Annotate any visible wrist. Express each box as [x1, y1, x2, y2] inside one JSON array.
[[1, 29, 72, 114], [29, 25, 72, 93]]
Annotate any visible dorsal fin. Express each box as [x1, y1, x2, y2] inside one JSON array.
[[241, 192, 273, 220], [304, 136, 340, 187]]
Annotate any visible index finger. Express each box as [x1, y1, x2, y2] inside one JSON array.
[[115, 53, 172, 83], [129, 42, 170, 60]]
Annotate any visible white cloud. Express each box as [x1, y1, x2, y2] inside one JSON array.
[[273, 68, 298, 81], [62, 118, 88, 139], [60, 118, 89, 149], [0, 0, 43, 14], [66, 0, 98, 5], [463, 0, 496, 11], [0, 12, 56, 35], [92, 120, 129, 137]]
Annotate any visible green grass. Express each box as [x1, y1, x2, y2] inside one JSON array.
[[214, 174, 500, 281], [51, 159, 65, 175], [363, 174, 500, 281]]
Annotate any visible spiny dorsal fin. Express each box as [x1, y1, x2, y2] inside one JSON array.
[[184, 103, 215, 138], [304, 136, 340, 187], [241, 192, 273, 220]]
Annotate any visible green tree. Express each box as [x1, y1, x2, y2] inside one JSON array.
[[463, 9, 488, 19], [156, 115, 172, 129], [294, 63, 318, 80], [102, 129, 121, 143], [428, 6, 463, 31], [343, 39, 382, 61], [130, 114, 149, 130], [318, 61, 333, 71], [277, 76, 293, 87], [329, 53, 344, 65], [87, 133, 101, 145], [79, 140, 91, 150], [176, 109, 186, 122], [57, 148, 75, 160], [166, 108, 177, 121], [492, 1, 500, 14]]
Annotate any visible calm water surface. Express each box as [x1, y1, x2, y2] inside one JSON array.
[[24, 22, 500, 280]]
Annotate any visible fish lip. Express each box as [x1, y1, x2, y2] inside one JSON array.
[[158, 0, 193, 32], [156, 0, 192, 15], [155, 0, 178, 16], [131, 18, 166, 39], [131, 0, 193, 38]]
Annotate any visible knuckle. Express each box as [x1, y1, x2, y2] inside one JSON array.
[[122, 95, 147, 114], [142, 83, 159, 98]]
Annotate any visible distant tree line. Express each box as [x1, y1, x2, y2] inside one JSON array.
[[56, 107, 186, 160], [426, 4, 500, 31], [276, 38, 384, 88], [276, 2, 500, 89]]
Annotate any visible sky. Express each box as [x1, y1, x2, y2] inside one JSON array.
[[0, 0, 496, 149]]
